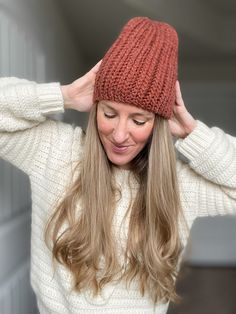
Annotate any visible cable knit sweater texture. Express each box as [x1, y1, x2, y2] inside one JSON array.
[[1, 77, 236, 314]]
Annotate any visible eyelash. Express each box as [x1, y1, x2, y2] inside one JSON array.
[[104, 113, 115, 119], [104, 113, 146, 126], [133, 120, 145, 126]]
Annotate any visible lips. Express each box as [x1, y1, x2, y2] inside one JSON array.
[[111, 143, 129, 153]]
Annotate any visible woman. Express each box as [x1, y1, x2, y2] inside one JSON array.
[[1, 17, 236, 314]]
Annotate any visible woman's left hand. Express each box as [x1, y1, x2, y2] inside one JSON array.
[[168, 81, 197, 139]]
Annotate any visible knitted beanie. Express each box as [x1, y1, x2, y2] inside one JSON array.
[[93, 17, 178, 119]]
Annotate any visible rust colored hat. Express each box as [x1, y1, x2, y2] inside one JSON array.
[[93, 17, 178, 119]]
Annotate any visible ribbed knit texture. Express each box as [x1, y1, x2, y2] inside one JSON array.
[[1, 78, 236, 314], [93, 17, 178, 118]]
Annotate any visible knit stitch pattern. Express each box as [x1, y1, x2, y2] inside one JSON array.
[[94, 17, 178, 118]]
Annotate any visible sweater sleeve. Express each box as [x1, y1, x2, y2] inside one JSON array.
[[175, 120, 236, 217], [0, 77, 64, 131], [0, 77, 68, 175]]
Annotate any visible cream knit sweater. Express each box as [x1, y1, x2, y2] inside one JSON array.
[[1, 77, 236, 314]]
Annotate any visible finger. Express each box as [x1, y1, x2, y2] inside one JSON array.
[[175, 80, 185, 107], [90, 59, 102, 74]]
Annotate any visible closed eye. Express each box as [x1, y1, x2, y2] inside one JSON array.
[[133, 119, 146, 126], [104, 112, 116, 118]]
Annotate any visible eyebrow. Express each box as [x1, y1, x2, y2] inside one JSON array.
[[100, 102, 154, 118]]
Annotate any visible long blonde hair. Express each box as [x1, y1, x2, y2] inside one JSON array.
[[45, 103, 183, 303]]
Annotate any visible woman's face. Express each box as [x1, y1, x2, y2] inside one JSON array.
[[97, 100, 155, 169]]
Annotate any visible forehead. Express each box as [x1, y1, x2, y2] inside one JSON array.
[[99, 100, 154, 117]]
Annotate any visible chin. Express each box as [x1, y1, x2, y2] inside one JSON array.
[[111, 159, 130, 167], [107, 154, 131, 168]]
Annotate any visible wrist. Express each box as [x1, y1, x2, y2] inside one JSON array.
[[60, 85, 71, 109], [183, 120, 197, 138]]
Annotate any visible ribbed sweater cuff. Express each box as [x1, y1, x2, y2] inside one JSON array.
[[36, 82, 64, 115], [175, 120, 215, 162]]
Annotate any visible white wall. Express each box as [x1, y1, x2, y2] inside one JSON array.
[[0, 1, 84, 313]]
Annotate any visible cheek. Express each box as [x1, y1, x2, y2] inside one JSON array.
[[97, 115, 113, 136], [132, 125, 153, 144]]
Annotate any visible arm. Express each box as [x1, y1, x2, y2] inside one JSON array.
[[176, 121, 236, 217], [176, 121, 236, 190], [170, 81, 236, 217], [0, 77, 65, 174], [0, 60, 102, 131], [0, 60, 102, 175], [0, 77, 63, 132]]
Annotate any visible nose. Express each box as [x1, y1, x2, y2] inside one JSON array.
[[112, 119, 129, 144]]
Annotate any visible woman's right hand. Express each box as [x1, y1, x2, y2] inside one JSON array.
[[61, 60, 102, 112]]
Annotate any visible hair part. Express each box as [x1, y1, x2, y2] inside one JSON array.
[[45, 104, 184, 303]]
